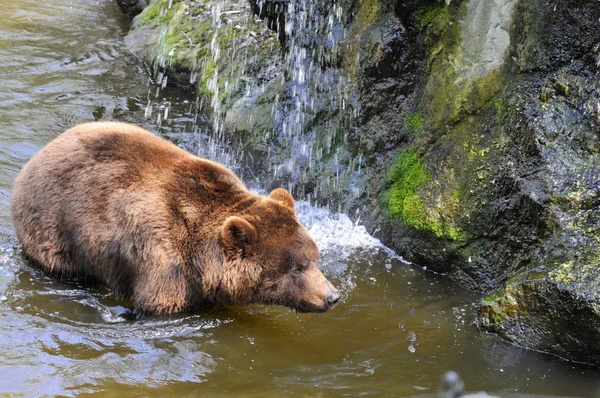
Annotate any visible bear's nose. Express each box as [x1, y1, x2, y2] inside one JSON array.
[[326, 291, 341, 308]]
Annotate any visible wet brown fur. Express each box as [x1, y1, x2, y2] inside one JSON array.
[[11, 122, 338, 314]]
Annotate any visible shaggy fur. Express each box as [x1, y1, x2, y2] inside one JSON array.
[[11, 122, 340, 314]]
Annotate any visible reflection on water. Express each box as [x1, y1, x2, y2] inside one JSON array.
[[0, 0, 599, 397]]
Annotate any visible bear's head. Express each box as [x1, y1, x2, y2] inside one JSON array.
[[220, 188, 341, 312]]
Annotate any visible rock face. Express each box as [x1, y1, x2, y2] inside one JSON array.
[[456, 0, 515, 81], [124, 0, 600, 364], [478, 47, 600, 366]]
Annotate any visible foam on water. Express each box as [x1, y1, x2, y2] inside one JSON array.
[[295, 200, 408, 263]]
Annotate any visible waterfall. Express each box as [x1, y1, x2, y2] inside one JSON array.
[[137, 0, 362, 209]]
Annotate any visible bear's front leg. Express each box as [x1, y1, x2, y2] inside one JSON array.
[[133, 257, 190, 314]]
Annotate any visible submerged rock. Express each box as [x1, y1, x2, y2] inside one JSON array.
[[480, 274, 600, 366]]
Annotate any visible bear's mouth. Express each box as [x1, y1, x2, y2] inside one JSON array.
[[290, 301, 332, 313], [276, 293, 340, 313]]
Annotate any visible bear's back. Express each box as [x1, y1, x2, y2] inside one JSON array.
[[15, 121, 244, 198], [54, 121, 190, 173]]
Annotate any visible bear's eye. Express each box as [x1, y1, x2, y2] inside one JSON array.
[[292, 266, 303, 276]]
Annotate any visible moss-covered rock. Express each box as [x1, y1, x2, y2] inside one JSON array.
[[373, 0, 600, 364], [126, 0, 280, 118], [477, 56, 600, 363], [385, 145, 468, 243], [480, 274, 600, 366], [387, 148, 430, 227]]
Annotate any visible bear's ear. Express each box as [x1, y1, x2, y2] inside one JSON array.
[[269, 188, 296, 215], [221, 216, 258, 258]]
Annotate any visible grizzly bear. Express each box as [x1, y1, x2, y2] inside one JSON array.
[[11, 122, 340, 314]]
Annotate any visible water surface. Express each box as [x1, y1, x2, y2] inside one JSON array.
[[0, 1, 599, 396]]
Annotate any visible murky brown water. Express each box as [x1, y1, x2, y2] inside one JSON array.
[[1, 0, 600, 396]]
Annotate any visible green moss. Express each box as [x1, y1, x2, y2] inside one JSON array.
[[554, 77, 569, 96], [198, 59, 217, 98], [420, 2, 505, 130], [418, 4, 454, 47], [425, 58, 504, 131], [337, 0, 381, 79], [387, 149, 468, 242], [506, 271, 546, 286], [481, 285, 521, 327], [467, 69, 504, 112], [419, 5, 462, 127], [447, 225, 468, 243], [417, 7, 446, 31], [388, 148, 429, 220], [401, 193, 430, 230], [357, 0, 380, 29], [482, 290, 504, 305], [427, 186, 469, 243], [550, 259, 593, 285], [388, 150, 427, 210], [136, 0, 178, 26], [137, 0, 161, 25], [443, 188, 469, 242], [482, 302, 509, 325], [133, 0, 280, 114], [405, 112, 424, 136], [495, 99, 505, 125]]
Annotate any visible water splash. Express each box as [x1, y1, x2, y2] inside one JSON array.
[[295, 200, 408, 263], [208, 3, 222, 136], [142, 0, 361, 207]]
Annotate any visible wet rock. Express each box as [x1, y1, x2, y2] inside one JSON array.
[[480, 275, 600, 366], [368, 0, 600, 364], [478, 58, 600, 363], [456, 0, 516, 81], [116, 0, 148, 19], [248, 0, 288, 43], [124, 0, 280, 114], [514, 0, 600, 72]]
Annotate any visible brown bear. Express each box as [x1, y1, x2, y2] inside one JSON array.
[[11, 121, 340, 314]]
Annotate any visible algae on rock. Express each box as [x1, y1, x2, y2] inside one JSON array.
[[126, 0, 281, 121], [479, 57, 600, 363]]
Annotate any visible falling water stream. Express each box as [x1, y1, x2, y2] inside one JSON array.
[[1, 0, 600, 396]]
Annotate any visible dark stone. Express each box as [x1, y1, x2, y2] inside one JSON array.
[[116, 0, 148, 19]]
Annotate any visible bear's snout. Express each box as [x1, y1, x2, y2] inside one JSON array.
[[293, 265, 341, 312], [326, 290, 341, 309], [321, 275, 340, 310]]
